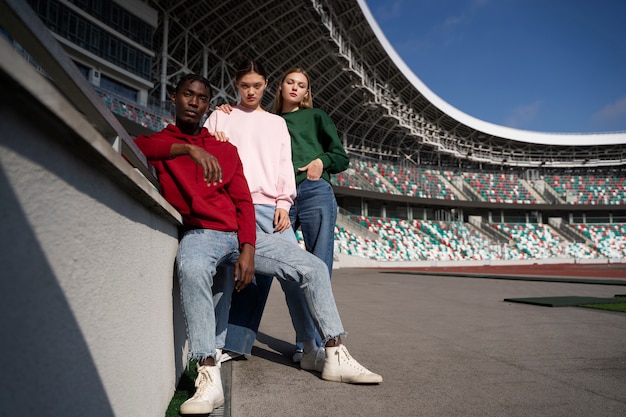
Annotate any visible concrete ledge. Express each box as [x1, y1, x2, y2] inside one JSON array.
[[0, 35, 181, 225]]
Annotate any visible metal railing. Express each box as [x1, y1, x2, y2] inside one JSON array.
[[0, 0, 159, 189]]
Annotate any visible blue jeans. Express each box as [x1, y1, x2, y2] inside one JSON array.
[[290, 179, 338, 277], [176, 227, 344, 362], [223, 205, 321, 354]]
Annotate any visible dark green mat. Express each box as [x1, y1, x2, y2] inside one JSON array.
[[504, 296, 626, 307], [383, 271, 626, 286]]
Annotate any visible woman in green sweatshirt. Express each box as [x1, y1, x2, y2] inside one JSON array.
[[273, 67, 349, 281]]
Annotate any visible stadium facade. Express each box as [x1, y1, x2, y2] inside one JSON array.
[[13, 0, 625, 261], [3, 0, 625, 260], [20, 1, 626, 162]]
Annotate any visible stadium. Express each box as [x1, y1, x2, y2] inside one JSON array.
[[1, 0, 625, 416], [8, 0, 626, 266]]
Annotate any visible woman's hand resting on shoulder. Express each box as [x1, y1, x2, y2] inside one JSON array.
[[209, 103, 235, 142]]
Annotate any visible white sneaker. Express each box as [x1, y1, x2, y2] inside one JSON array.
[[292, 349, 304, 363], [300, 347, 325, 372], [179, 364, 224, 415], [322, 345, 383, 384], [219, 350, 243, 364]]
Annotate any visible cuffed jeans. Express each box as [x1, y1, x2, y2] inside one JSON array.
[[176, 227, 344, 362], [290, 179, 338, 277], [223, 205, 321, 355]]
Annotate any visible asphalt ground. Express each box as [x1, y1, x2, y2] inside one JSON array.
[[218, 266, 626, 417]]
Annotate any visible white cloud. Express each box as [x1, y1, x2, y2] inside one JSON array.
[[438, 0, 490, 45], [443, 15, 465, 28], [504, 100, 543, 128], [372, 0, 404, 21], [591, 95, 626, 125], [471, 0, 491, 8]]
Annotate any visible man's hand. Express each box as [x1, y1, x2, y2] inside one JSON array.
[[186, 145, 223, 185], [169, 143, 223, 185], [234, 243, 255, 292], [297, 158, 323, 181], [273, 208, 291, 233]]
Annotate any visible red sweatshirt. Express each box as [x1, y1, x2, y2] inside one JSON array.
[[135, 124, 256, 249]]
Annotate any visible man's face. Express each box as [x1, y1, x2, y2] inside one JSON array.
[[173, 80, 210, 125]]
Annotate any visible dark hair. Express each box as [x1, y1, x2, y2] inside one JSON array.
[[174, 74, 213, 99], [234, 58, 268, 83]]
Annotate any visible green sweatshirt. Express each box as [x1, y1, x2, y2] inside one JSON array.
[[281, 108, 349, 185]]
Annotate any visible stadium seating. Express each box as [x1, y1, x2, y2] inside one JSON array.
[[415, 219, 495, 260], [462, 172, 537, 204], [328, 216, 608, 262], [98, 91, 172, 132], [491, 222, 597, 259], [573, 223, 626, 258], [331, 157, 626, 208], [333, 171, 359, 189], [547, 174, 626, 205], [341, 216, 494, 261], [332, 157, 460, 199]]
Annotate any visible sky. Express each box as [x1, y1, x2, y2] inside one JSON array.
[[364, 0, 626, 133]]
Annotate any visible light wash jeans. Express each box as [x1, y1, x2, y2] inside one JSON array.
[[176, 226, 344, 362], [223, 205, 321, 355], [290, 179, 338, 277]]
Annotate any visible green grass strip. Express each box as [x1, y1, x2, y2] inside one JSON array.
[[579, 303, 626, 313], [165, 363, 196, 417], [580, 295, 626, 313]]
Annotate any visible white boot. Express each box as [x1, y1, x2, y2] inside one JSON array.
[[179, 364, 224, 415], [322, 345, 383, 384]]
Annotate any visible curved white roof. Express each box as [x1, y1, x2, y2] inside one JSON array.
[[148, 0, 626, 167], [357, 0, 626, 147]]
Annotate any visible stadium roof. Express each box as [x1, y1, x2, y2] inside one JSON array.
[[147, 0, 626, 169]]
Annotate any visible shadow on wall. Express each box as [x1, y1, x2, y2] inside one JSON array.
[[172, 269, 187, 373], [0, 166, 116, 416], [0, 68, 184, 416]]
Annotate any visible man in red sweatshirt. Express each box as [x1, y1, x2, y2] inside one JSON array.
[[135, 74, 381, 415]]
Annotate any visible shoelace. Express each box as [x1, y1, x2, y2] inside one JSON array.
[[194, 366, 214, 391], [336, 346, 372, 373]]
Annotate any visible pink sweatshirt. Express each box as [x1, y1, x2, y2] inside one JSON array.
[[204, 105, 296, 211]]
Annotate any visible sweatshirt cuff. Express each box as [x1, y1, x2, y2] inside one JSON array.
[[319, 155, 331, 169], [239, 236, 256, 250], [276, 201, 292, 212]]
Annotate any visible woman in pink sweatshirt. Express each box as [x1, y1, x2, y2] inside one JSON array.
[[204, 59, 324, 371]]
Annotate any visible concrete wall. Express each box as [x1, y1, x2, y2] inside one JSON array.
[[0, 44, 186, 416]]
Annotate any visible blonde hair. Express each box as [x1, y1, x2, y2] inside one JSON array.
[[273, 67, 313, 113]]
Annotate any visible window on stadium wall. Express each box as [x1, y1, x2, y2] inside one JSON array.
[[502, 214, 534, 224], [386, 206, 408, 219], [73, 60, 90, 78], [100, 74, 138, 102], [71, 59, 137, 102], [26, 0, 153, 80], [572, 214, 622, 224], [586, 216, 615, 223], [413, 207, 427, 221]]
